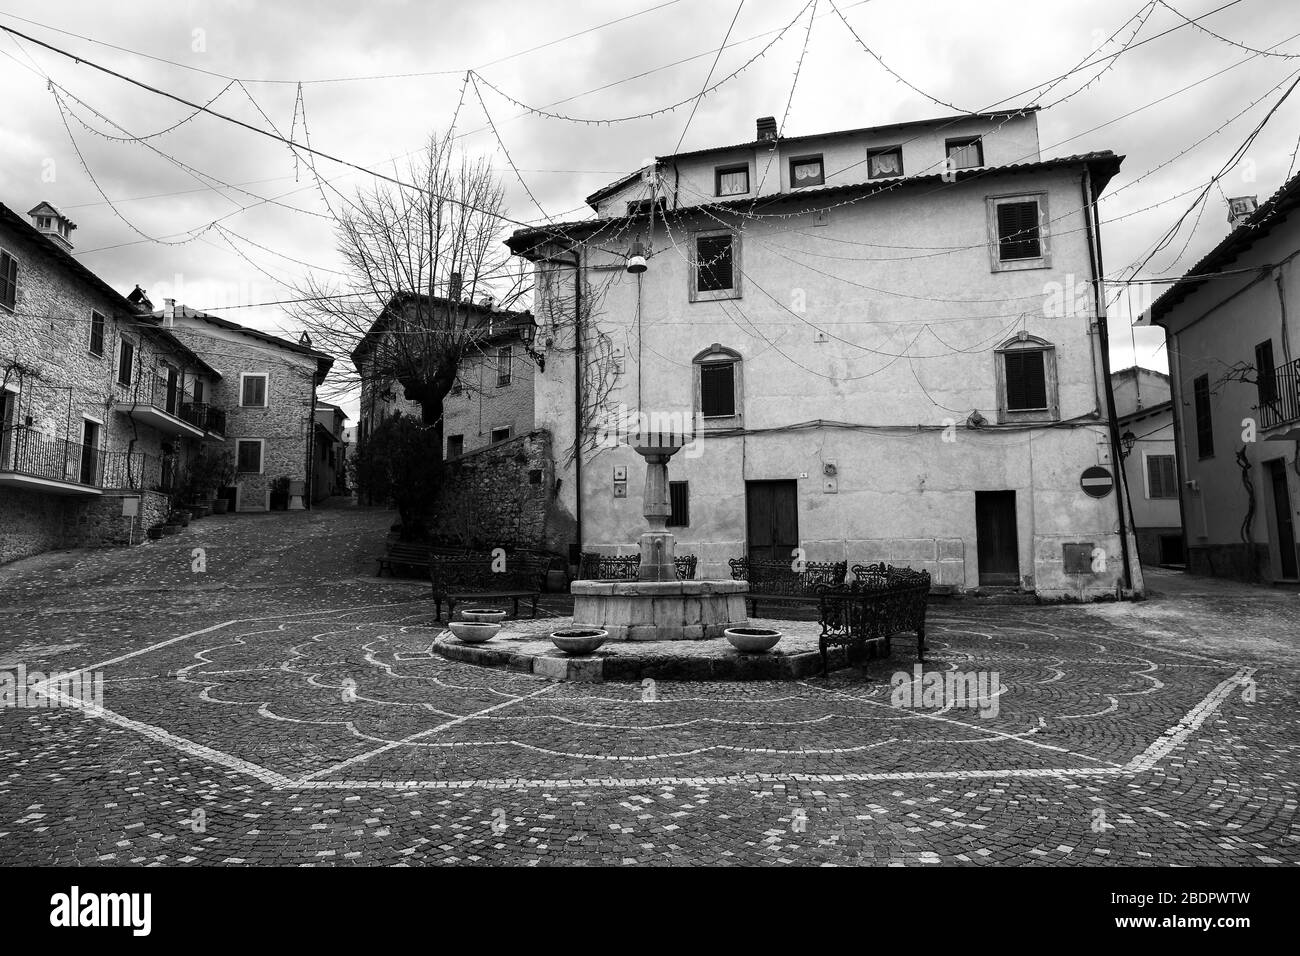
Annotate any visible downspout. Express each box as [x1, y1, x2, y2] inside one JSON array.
[[572, 248, 584, 561], [1082, 168, 1135, 592]]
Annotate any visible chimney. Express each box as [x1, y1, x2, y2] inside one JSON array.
[[27, 202, 76, 252], [127, 284, 153, 313], [756, 116, 778, 143], [163, 298, 176, 327], [1227, 195, 1258, 230], [448, 272, 462, 303]]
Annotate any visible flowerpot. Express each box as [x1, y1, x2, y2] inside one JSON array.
[[448, 621, 501, 644], [724, 626, 783, 653], [211, 499, 229, 515], [550, 627, 608, 655], [459, 608, 507, 624], [162, 524, 180, 536], [147, 526, 164, 540]]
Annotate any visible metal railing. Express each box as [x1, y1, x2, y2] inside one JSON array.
[[1258, 358, 1300, 430], [0, 426, 157, 490], [123, 376, 206, 430], [181, 401, 225, 435]]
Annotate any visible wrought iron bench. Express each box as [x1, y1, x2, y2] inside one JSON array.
[[815, 564, 931, 675], [376, 542, 474, 576], [428, 553, 544, 620], [577, 552, 698, 581], [728, 557, 848, 617]]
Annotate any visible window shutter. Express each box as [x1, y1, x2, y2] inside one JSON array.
[[0, 252, 16, 310], [1004, 350, 1046, 410], [700, 362, 735, 417], [1194, 376, 1214, 457], [696, 235, 734, 292], [997, 201, 1041, 260], [89, 312, 104, 356], [1147, 455, 1177, 498], [1255, 339, 1276, 404], [667, 481, 689, 527]]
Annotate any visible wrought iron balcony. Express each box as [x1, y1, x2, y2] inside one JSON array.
[[113, 375, 207, 439], [1258, 358, 1300, 431], [0, 426, 158, 495], [181, 402, 226, 436]]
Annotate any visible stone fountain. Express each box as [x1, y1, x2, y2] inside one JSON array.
[[570, 432, 748, 640]]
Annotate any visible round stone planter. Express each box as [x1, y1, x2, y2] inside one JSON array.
[[448, 621, 501, 644], [460, 608, 507, 624], [724, 626, 783, 653], [550, 628, 608, 655]]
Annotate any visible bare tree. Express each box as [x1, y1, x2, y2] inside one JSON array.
[[291, 131, 530, 460]]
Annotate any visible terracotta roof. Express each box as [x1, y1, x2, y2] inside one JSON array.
[[511, 150, 1123, 256], [1146, 169, 1300, 326]]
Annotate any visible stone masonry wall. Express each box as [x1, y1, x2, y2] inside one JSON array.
[[0, 485, 69, 564], [435, 429, 573, 555]]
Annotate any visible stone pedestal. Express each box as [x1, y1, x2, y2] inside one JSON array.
[[571, 580, 749, 641]]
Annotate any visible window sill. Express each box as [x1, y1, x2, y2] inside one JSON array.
[[700, 415, 741, 429], [690, 288, 742, 303], [992, 256, 1051, 273], [997, 408, 1058, 425]]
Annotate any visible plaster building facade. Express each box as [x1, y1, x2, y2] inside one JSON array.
[[508, 110, 1142, 599], [1145, 179, 1300, 583], [1112, 366, 1182, 566]]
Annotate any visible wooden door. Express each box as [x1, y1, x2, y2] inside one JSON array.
[[746, 480, 799, 563], [975, 490, 1019, 586], [1267, 459, 1298, 579], [79, 419, 100, 486]]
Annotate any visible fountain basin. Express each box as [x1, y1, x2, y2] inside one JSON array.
[[571, 579, 749, 641]]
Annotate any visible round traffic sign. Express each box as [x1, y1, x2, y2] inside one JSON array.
[[1080, 465, 1114, 498]]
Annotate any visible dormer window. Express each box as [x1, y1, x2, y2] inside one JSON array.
[[946, 137, 984, 170], [867, 146, 903, 179], [715, 164, 749, 197], [789, 155, 825, 188]]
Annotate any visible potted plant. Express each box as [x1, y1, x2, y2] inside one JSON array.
[[269, 475, 291, 511]]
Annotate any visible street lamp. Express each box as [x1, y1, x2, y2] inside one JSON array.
[[626, 239, 648, 274], [519, 316, 546, 372], [1120, 430, 1137, 459]]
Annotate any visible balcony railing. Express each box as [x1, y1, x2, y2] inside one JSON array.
[[1258, 358, 1300, 430], [0, 426, 158, 491], [181, 402, 226, 435], [120, 375, 206, 431]]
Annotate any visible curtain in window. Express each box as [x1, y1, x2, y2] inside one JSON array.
[[718, 169, 748, 196], [948, 141, 982, 169], [869, 151, 901, 178]]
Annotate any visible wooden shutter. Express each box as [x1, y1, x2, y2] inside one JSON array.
[[1146, 455, 1177, 498], [0, 252, 16, 310], [89, 312, 104, 356], [1255, 339, 1276, 404], [1004, 350, 1046, 410], [1194, 375, 1214, 457], [117, 340, 134, 386], [997, 201, 1041, 260], [696, 235, 734, 292], [667, 481, 689, 527], [700, 362, 735, 417]]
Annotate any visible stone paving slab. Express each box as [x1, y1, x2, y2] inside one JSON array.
[[1, 508, 1297, 866]]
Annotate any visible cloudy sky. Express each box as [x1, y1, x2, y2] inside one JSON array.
[[1, 0, 1296, 419]]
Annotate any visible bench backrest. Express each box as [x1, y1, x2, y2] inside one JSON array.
[[578, 552, 698, 581], [728, 558, 847, 596], [429, 554, 543, 593]]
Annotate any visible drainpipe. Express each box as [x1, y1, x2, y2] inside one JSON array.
[[1082, 168, 1135, 592], [571, 248, 584, 560]]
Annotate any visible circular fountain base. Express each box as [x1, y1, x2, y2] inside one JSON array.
[[571, 579, 749, 641]]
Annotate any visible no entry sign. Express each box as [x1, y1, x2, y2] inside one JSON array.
[[1080, 465, 1114, 498]]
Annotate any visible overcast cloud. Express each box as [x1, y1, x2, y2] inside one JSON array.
[[1, 0, 1297, 418]]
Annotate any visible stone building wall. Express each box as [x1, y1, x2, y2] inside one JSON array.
[[436, 429, 571, 555]]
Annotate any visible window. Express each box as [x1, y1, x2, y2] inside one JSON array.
[[496, 346, 512, 387], [995, 334, 1058, 423], [89, 311, 105, 357], [240, 373, 268, 407], [1146, 454, 1178, 499], [667, 481, 689, 527], [1255, 339, 1277, 405], [117, 339, 134, 386], [236, 439, 263, 474], [867, 146, 903, 179], [789, 155, 825, 188], [946, 136, 984, 170], [1194, 374, 1214, 458], [691, 231, 740, 301], [193, 379, 205, 403], [0, 250, 16, 311], [447, 434, 464, 458], [490, 427, 510, 444], [627, 197, 666, 218], [700, 363, 735, 417], [715, 164, 749, 197], [996, 201, 1041, 261]]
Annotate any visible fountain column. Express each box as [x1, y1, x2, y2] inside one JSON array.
[[635, 444, 678, 582]]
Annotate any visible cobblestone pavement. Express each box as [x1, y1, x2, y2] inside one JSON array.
[[1, 506, 1296, 866]]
